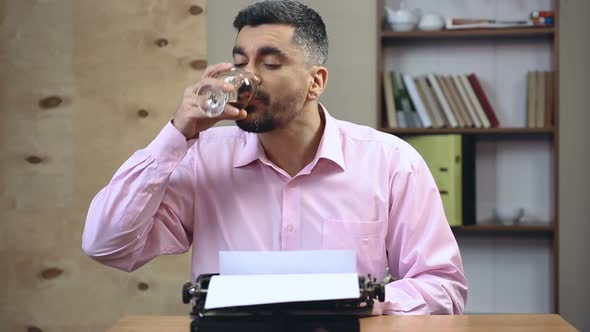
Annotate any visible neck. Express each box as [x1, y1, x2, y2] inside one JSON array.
[[258, 102, 325, 177]]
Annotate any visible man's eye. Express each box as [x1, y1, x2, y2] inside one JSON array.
[[265, 64, 281, 69], [234, 63, 247, 68]]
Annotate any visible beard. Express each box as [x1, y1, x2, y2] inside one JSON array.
[[236, 88, 304, 133]]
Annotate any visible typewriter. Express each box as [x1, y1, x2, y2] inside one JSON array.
[[182, 273, 386, 332]]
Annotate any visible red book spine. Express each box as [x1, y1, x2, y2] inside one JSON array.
[[467, 73, 500, 127]]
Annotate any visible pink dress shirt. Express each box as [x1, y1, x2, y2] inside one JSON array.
[[82, 106, 467, 315]]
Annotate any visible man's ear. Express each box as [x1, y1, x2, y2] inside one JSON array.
[[307, 66, 328, 101]]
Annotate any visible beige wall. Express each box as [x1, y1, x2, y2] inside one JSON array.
[[558, 0, 590, 330], [0, 1, 207, 331]]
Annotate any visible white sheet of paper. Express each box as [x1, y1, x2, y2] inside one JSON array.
[[204, 273, 360, 309], [219, 250, 356, 275]]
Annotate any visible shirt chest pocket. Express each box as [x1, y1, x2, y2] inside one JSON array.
[[321, 220, 387, 278]]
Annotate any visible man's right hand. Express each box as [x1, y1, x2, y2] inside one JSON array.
[[172, 62, 248, 140]]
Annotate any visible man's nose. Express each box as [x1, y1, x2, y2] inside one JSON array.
[[243, 65, 262, 85]]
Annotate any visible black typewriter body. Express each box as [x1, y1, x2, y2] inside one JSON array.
[[182, 273, 385, 332]]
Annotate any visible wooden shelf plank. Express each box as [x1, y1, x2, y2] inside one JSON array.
[[378, 127, 555, 135], [381, 27, 555, 40], [452, 224, 554, 233]]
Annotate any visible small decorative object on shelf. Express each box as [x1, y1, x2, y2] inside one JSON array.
[[418, 14, 445, 31], [384, 4, 421, 32], [531, 10, 555, 26]]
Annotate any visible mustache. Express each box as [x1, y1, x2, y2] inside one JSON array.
[[253, 89, 270, 104], [244, 89, 270, 113]]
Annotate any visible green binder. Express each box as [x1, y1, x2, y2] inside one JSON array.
[[405, 134, 474, 227]]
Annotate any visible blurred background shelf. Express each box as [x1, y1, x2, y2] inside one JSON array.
[[452, 223, 554, 234], [381, 27, 555, 40], [379, 127, 555, 135]]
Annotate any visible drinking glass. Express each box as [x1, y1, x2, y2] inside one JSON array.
[[195, 67, 258, 117]]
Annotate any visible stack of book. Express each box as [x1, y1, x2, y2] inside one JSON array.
[[526, 70, 555, 128], [382, 71, 499, 129]]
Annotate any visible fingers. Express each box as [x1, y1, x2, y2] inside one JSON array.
[[185, 88, 246, 120], [217, 106, 248, 121], [178, 62, 248, 126], [201, 62, 234, 79], [370, 301, 385, 316], [188, 77, 235, 96]]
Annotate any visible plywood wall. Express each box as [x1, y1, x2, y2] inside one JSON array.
[[0, 1, 207, 331]]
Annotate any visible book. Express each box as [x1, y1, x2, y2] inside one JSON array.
[[393, 72, 416, 124], [527, 71, 537, 128], [416, 76, 445, 128], [397, 73, 423, 128], [446, 75, 473, 127], [403, 74, 432, 128], [545, 71, 554, 128], [535, 71, 546, 128], [414, 77, 438, 128], [439, 75, 467, 127], [467, 73, 500, 127], [461, 74, 491, 128], [382, 71, 397, 128], [403, 110, 422, 128], [427, 73, 458, 128], [452, 75, 482, 128], [396, 109, 407, 128]]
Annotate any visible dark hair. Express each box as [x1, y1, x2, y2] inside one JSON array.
[[233, 0, 328, 65]]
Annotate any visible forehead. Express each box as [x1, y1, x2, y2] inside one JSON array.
[[234, 24, 298, 55]]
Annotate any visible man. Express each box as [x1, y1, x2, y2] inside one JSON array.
[[82, 0, 467, 315]]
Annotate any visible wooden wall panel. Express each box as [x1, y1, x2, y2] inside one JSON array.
[[0, 1, 207, 331]]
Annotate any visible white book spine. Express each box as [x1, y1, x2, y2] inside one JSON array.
[[403, 74, 432, 128], [453, 75, 482, 128], [461, 75, 491, 128]]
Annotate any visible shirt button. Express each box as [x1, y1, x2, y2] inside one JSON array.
[[286, 224, 294, 232]]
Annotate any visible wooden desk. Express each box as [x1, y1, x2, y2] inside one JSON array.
[[107, 314, 578, 331]]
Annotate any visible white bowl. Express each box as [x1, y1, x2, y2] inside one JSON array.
[[493, 207, 525, 225], [418, 14, 444, 31], [385, 7, 419, 32], [391, 21, 418, 32]]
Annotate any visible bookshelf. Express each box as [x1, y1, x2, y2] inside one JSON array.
[[452, 224, 554, 234], [381, 27, 555, 39], [379, 127, 555, 135], [377, 0, 559, 314]]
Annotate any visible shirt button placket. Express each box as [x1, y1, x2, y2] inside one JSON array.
[[281, 181, 300, 250]]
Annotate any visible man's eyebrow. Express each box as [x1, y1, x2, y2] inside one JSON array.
[[257, 46, 289, 59], [232, 46, 289, 59], [232, 46, 246, 56]]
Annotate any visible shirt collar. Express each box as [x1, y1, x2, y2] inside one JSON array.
[[232, 103, 346, 171], [314, 104, 346, 171]]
